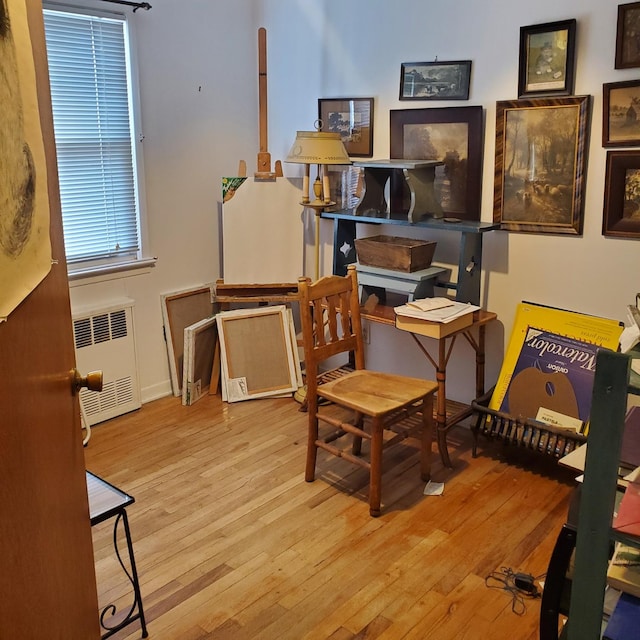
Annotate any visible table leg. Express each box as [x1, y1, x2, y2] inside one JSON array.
[[476, 324, 486, 399], [420, 393, 434, 481], [99, 510, 148, 639], [435, 338, 452, 468]]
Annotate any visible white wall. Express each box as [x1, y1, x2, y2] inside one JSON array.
[[266, 0, 640, 401], [69, 0, 260, 401], [70, 0, 639, 405]]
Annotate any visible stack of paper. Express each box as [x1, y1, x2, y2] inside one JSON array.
[[613, 480, 640, 537], [394, 298, 479, 324], [607, 543, 640, 599]]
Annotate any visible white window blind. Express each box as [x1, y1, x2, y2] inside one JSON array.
[[43, 7, 140, 264]]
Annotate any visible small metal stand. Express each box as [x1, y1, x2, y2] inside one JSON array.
[[87, 471, 148, 639]]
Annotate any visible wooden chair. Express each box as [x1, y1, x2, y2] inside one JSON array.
[[298, 264, 439, 517]]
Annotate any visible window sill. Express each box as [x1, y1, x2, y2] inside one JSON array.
[[68, 257, 157, 287]]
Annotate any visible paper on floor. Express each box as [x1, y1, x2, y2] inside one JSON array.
[[423, 481, 445, 496]]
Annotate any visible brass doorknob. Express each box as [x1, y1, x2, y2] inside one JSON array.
[[71, 368, 103, 393]]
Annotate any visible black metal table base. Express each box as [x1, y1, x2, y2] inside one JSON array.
[[99, 511, 148, 639]]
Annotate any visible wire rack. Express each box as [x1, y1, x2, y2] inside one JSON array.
[[470, 388, 586, 459]]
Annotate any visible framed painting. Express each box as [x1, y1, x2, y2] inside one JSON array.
[[616, 2, 640, 69], [399, 61, 472, 101], [518, 19, 576, 98], [603, 80, 640, 147], [603, 150, 640, 238], [318, 97, 374, 157], [390, 105, 483, 221], [494, 96, 591, 235]]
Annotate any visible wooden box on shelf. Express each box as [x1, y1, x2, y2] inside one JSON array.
[[355, 235, 436, 272]]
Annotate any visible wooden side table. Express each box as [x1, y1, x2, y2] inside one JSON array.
[[87, 471, 148, 639], [362, 306, 497, 468]]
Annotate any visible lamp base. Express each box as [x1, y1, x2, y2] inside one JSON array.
[[301, 200, 335, 211]]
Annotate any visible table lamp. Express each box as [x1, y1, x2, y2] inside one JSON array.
[[285, 128, 351, 279]]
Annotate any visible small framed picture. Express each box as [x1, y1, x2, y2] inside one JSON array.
[[603, 80, 640, 147], [318, 97, 374, 157], [603, 150, 640, 238], [399, 61, 471, 101], [518, 19, 576, 98], [616, 2, 640, 69]]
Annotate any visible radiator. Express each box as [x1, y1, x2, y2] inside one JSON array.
[[72, 299, 141, 426]]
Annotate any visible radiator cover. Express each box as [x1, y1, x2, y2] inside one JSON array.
[[72, 299, 141, 426]]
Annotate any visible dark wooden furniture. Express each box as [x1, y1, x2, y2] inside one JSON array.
[[538, 349, 640, 639], [297, 265, 438, 517], [320, 210, 498, 305], [539, 489, 581, 640], [87, 471, 148, 639], [566, 350, 640, 639]]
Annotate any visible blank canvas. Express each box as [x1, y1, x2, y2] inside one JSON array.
[[161, 286, 213, 396], [222, 177, 305, 283], [217, 305, 298, 402]]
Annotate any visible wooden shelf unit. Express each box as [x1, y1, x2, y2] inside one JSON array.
[[320, 210, 498, 306]]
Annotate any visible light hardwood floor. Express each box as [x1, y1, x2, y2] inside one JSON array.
[[84, 392, 576, 640]]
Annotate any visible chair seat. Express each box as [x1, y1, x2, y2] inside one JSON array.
[[298, 265, 438, 516], [317, 369, 438, 417]]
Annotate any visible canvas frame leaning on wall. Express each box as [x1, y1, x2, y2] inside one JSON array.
[[518, 19, 576, 98], [603, 150, 640, 238], [318, 97, 374, 157], [399, 61, 471, 101], [616, 2, 640, 69], [603, 80, 640, 147], [494, 95, 591, 235]]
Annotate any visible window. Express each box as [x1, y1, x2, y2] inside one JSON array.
[[43, 5, 142, 270]]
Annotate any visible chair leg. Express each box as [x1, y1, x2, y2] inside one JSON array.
[[352, 411, 364, 456], [305, 412, 319, 482], [420, 394, 434, 482], [368, 418, 383, 517]]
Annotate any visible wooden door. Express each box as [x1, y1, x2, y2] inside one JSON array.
[[0, 1, 100, 637]]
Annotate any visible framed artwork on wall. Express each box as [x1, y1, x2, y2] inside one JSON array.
[[494, 96, 591, 235], [603, 80, 640, 147], [318, 97, 374, 157], [603, 150, 640, 238], [616, 2, 640, 69], [399, 61, 472, 101], [389, 106, 483, 221], [518, 19, 576, 98]]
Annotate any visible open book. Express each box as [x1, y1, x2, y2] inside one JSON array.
[[394, 299, 479, 323]]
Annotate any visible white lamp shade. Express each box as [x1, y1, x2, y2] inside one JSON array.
[[285, 131, 351, 165]]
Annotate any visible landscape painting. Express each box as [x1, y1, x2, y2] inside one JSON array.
[[603, 80, 640, 147], [494, 96, 590, 234]]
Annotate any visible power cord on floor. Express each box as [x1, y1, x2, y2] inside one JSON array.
[[485, 567, 542, 615]]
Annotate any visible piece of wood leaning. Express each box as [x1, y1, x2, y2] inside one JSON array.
[[214, 280, 300, 306]]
